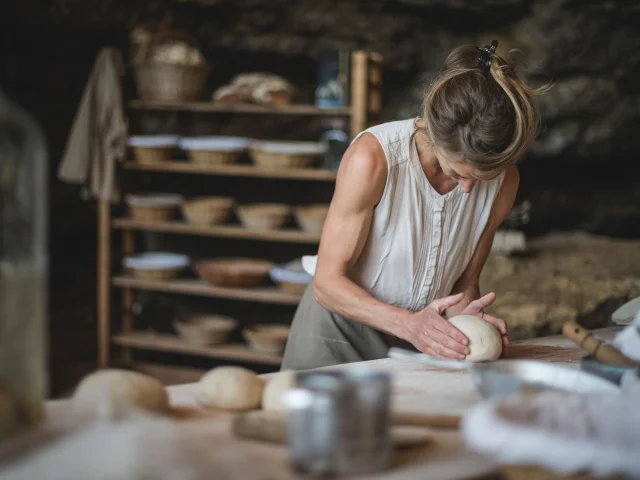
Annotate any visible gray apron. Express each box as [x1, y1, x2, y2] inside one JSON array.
[[281, 284, 416, 371]]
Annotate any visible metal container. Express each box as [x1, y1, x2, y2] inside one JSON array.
[[285, 372, 349, 476], [284, 368, 392, 476]]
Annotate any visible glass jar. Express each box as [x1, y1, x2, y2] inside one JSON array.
[[0, 87, 48, 441]]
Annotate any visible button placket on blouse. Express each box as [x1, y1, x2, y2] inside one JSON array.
[[424, 197, 445, 289]]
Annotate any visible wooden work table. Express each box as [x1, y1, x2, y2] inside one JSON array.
[[34, 327, 621, 480]]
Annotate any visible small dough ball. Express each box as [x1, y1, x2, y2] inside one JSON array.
[[198, 366, 264, 411], [448, 314, 503, 362], [73, 369, 169, 417], [262, 370, 297, 412]]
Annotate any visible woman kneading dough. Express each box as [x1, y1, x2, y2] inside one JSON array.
[[281, 41, 546, 370]]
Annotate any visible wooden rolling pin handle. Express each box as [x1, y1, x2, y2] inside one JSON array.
[[562, 321, 637, 366]]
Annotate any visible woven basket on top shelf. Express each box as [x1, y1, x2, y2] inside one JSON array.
[[181, 196, 234, 226], [132, 30, 210, 102]]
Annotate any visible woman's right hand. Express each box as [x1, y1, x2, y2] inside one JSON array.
[[399, 293, 471, 360]]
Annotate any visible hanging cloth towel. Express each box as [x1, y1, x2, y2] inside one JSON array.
[[58, 47, 127, 202]]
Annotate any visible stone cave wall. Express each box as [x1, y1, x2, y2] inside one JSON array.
[[12, 0, 640, 237]]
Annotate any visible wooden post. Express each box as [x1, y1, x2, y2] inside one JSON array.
[[350, 51, 369, 139], [97, 200, 111, 368], [367, 53, 383, 126], [121, 230, 135, 365]]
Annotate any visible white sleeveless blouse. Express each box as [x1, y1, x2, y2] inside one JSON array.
[[348, 118, 505, 312]]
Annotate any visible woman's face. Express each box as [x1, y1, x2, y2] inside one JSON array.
[[435, 147, 478, 194]]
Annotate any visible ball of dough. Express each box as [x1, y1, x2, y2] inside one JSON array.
[[198, 366, 264, 411], [73, 369, 169, 417], [448, 314, 503, 362], [262, 370, 297, 412]]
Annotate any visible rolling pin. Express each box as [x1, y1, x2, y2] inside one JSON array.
[[562, 320, 639, 366], [232, 410, 460, 445]]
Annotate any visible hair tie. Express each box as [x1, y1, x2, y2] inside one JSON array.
[[477, 40, 498, 78]]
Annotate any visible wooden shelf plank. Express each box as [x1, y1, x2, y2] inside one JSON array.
[[112, 219, 321, 244], [122, 161, 337, 181], [112, 276, 302, 305], [113, 332, 282, 365], [129, 99, 351, 116]]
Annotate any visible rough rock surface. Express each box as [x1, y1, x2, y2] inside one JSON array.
[[480, 233, 640, 340]]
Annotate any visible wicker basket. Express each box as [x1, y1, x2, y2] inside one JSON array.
[[242, 324, 290, 355], [182, 196, 234, 225], [173, 314, 238, 346], [248, 141, 326, 170], [236, 203, 291, 230], [134, 62, 210, 102], [187, 150, 242, 165], [131, 268, 183, 281], [126, 193, 184, 223], [249, 150, 319, 169], [194, 258, 274, 287], [133, 146, 173, 165], [124, 252, 190, 282], [294, 204, 330, 234]]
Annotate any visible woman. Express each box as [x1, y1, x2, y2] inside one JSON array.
[[281, 41, 545, 371]]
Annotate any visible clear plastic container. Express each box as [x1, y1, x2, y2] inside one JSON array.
[[0, 88, 48, 440]]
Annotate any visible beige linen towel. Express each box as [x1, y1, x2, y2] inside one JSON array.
[[58, 47, 127, 202]]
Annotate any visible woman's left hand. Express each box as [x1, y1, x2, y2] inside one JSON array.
[[460, 292, 509, 348]]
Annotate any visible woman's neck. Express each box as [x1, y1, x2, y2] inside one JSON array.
[[414, 133, 459, 195]]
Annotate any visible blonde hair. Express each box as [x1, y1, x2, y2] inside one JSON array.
[[420, 44, 548, 179]]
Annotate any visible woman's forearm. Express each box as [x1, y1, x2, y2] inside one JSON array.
[[313, 274, 411, 338], [444, 284, 480, 318]]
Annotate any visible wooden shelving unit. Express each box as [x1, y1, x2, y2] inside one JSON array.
[[97, 50, 382, 372], [113, 219, 322, 244], [112, 332, 282, 365], [121, 161, 338, 181], [112, 276, 303, 305]]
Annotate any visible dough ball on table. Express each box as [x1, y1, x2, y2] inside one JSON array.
[[73, 369, 170, 419], [198, 366, 264, 411], [262, 370, 297, 412], [448, 315, 503, 362]]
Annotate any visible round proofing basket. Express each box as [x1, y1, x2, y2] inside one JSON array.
[[133, 146, 173, 165], [130, 267, 184, 281], [294, 204, 330, 234], [242, 325, 290, 355], [187, 150, 242, 166], [129, 205, 177, 222], [134, 62, 210, 102], [194, 258, 274, 288], [236, 203, 291, 230], [249, 149, 319, 169], [181, 197, 234, 226], [173, 315, 238, 346]]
